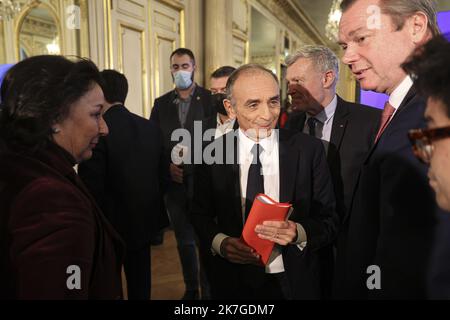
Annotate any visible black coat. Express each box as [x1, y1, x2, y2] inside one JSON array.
[[190, 128, 339, 299], [336, 88, 440, 299], [285, 96, 380, 297], [150, 85, 215, 171], [78, 105, 170, 249], [285, 96, 381, 221]]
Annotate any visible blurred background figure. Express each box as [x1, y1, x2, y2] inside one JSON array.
[[150, 48, 214, 300], [0, 55, 123, 299], [404, 36, 450, 212], [78, 70, 169, 300], [203, 66, 236, 139], [404, 36, 450, 299]]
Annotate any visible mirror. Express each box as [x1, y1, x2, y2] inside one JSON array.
[[249, 8, 278, 74], [18, 4, 60, 60]]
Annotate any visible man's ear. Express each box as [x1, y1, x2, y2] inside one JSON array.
[[322, 70, 336, 89], [408, 12, 430, 44], [223, 99, 236, 119]]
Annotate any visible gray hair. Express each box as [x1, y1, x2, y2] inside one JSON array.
[[286, 45, 340, 84], [225, 64, 279, 107], [341, 0, 439, 37]]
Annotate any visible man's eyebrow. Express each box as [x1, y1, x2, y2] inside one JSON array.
[[244, 98, 261, 105], [339, 27, 366, 44], [349, 27, 366, 37], [269, 95, 280, 101]]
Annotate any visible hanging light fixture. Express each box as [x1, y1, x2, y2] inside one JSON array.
[[46, 38, 60, 55], [325, 0, 343, 42]]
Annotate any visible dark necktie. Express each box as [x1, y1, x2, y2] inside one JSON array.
[[245, 144, 264, 221], [307, 117, 318, 137]]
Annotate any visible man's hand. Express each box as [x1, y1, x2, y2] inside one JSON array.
[[255, 220, 298, 246], [220, 237, 261, 265], [287, 83, 322, 114], [169, 163, 183, 184]]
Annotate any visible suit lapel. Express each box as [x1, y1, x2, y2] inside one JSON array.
[[363, 87, 417, 163], [168, 90, 182, 128], [392, 86, 416, 118], [328, 97, 349, 162], [185, 86, 203, 126], [297, 112, 307, 132], [223, 129, 244, 228], [279, 130, 299, 203]]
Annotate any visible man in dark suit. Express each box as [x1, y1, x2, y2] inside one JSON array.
[[190, 64, 338, 299], [78, 70, 169, 300], [284, 45, 380, 298], [150, 48, 215, 299], [335, 0, 442, 299]]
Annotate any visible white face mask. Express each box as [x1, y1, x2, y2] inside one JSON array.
[[173, 70, 193, 90]]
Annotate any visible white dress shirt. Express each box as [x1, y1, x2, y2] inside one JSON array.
[[388, 76, 414, 118], [212, 128, 307, 274]]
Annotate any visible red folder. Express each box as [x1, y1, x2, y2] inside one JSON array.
[[241, 193, 293, 265]]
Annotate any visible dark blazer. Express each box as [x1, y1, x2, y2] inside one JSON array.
[[0, 142, 124, 299], [202, 115, 218, 134], [150, 85, 215, 171], [190, 128, 339, 299], [285, 96, 380, 297], [336, 88, 439, 299], [285, 96, 380, 221], [78, 105, 170, 249]]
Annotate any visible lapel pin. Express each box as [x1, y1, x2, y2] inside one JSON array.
[[197, 96, 201, 101]]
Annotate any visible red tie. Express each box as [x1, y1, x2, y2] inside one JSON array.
[[375, 101, 396, 142]]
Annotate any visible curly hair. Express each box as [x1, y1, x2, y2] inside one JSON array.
[[0, 55, 102, 152], [402, 36, 450, 117]]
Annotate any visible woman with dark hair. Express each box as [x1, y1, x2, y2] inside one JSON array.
[[0, 55, 124, 299]]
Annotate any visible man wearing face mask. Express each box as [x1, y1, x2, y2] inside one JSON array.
[[150, 48, 215, 300], [202, 66, 236, 139]]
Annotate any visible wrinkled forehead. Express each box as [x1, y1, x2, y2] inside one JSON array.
[[233, 71, 279, 97]]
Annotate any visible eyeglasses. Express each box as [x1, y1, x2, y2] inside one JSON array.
[[408, 126, 450, 163]]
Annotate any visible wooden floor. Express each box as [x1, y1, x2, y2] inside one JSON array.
[[122, 229, 185, 300], [151, 230, 185, 300]]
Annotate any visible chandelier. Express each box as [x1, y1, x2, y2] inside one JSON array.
[[325, 0, 343, 42], [0, 0, 33, 21]]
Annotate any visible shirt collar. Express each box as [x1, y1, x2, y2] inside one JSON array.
[[175, 83, 197, 102], [216, 114, 234, 126], [308, 94, 337, 124], [238, 127, 278, 158], [389, 76, 413, 110]]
